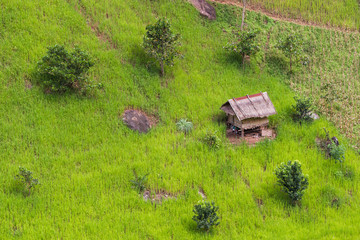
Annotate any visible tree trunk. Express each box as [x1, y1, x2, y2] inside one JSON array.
[[241, 0, 246, 31], [160, 60, 165, 77], [242, 53, 245, 70]]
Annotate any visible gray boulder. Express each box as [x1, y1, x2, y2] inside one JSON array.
[[189, 0, 216, 20]]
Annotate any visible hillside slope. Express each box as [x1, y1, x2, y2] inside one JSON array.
[[0, 0, 359, 239]]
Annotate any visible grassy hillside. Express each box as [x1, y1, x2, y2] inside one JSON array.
[[214, 0, 360, 30], [1, 0, 360, 239]]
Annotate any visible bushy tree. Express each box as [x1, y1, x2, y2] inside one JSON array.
[[225, 30, 260, 69], [292, 96, 313, 122], [176, 118, 193, 136], [192, 201, 220, 231], [143, 18, 181, 76], [275, 161, 309, 205], [14, 167, 39, 196], [35, 45, 101, 93], [276, 33, 308, 72]]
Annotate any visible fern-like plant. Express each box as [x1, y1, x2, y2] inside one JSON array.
[[176, 119, 193, 136]]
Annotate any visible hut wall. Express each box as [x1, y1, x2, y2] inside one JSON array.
[[242, 117, 268, 130], [228, 116, 269, 130]]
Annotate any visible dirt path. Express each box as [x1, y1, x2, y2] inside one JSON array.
[[209, 0, 359, 33]]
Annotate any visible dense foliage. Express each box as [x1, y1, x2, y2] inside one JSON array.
[[275, 161, 309, 205], [192, 201, 220, 231], [143, 18, 181, 76], [35, 45, 100, 93]]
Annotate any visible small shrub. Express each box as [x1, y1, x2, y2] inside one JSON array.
[[35, 45, 101, 93], [130, 170, 148, 193], [176, 119, 193, 135], [327, 142, 345, 163], [14, 167, 39, 196], [203, 131, 221, 149], [192, 201, 220, 231], [275, 161, 309, 205], [292, 96, 313, 122]]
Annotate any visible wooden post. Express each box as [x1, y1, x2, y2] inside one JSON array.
[[240, 120, 244, 138]]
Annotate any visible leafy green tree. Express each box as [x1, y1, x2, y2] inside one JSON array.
[[292, 96, 313, 122], [176, 118, 193, 136], [192, 201, 220, 231], [14, 167, 39, 196], [143, 18, 181, 76], [275, 161, 309, 205], [35, 45, 101, 93], [225, 30, 260, 69], [276, 33, 308, 72]]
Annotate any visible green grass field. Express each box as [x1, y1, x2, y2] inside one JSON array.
[[1, 0, 360, 239]]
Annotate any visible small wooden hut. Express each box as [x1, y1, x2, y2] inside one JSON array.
[[220, 92, 276, 137]]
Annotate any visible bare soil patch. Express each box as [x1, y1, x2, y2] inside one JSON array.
[[143, 189, 177, 203], [226, 128, 276, 146], [73, 2, 117, 48], [198, 187, 207, 199], [24, 79, 32, 90], [122, 109, 158, 133]]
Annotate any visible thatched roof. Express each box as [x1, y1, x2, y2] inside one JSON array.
[[220, 92, 276, 121]]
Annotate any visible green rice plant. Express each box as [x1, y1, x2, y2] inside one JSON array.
[[275, 161, 309, 205], [14, 167, 39, 196], [176, 119, 193, 136], [192, 201, 220, 232]]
